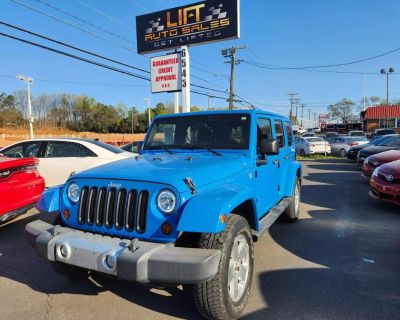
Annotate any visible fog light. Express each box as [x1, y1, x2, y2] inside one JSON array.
[[161, 222, 172, 235], [105, 254, 116, 270], [63, 209, 70, 220]]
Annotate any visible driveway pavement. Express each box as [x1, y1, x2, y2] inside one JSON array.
[[0, 159, 399, 319]]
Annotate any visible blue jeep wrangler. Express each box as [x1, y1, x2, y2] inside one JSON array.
[[26, 110, 301, 319]]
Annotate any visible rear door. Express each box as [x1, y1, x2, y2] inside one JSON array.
[[39, 141, 98, 187], [280, 121, 296, 196], [255, 117, 280, 216]]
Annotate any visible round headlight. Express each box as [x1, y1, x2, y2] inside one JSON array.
[[157, 189, 177, 214], [67, 183, 80, 203]]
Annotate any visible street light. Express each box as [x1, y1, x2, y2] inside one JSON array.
[[144, 98, 151, 125], [380, 67, 395, 128], [16, 75, 34, 139]]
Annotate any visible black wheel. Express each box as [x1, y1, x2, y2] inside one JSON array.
[[283, 178, 301, 222], [52, 263, 90, 280], [193, 215, 254, 320], [299, 149, 305, 157], [339, 148, 347, 157]]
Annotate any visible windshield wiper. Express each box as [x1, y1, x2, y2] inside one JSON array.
[[186, 146, 222, 156]]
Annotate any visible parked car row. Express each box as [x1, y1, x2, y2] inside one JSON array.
[[346, 134, 400, 206], [0, 138, 137, 224]]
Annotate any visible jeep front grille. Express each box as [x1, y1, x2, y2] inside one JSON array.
[[78, 187, 148, 233]]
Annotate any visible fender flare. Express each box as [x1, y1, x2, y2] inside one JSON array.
[[35, 185, 62, 214], [177, 184, 256, 233]]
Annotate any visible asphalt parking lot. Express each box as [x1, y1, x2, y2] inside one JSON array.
[[1, 159, 399, 320]]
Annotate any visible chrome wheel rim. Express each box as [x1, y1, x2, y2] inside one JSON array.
[[294, 183, 300, 216], [228, 234, 250, 302]]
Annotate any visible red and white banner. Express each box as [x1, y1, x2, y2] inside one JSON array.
[[150, 53, 181, 93]]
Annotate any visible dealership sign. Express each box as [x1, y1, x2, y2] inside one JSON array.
[[136, 0, 240, 54], [151, 53, 181, 93]]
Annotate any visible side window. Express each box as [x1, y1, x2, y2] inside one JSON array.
[[79, 145, 97, 157], [45, 142, 80, 158], [2, 142, 41, 158], [274, 120, 285, 148], [256, 118, 272, 154], [284, 122, 293, 146]]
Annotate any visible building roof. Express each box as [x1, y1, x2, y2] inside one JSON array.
[[363, 105, 400, 119]]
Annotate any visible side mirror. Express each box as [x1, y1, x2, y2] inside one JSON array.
[[260, 139, 279, 155]]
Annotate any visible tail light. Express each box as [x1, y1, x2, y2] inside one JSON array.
[[310, 144, 316, 147], [349, 143, 359, 146], [0, 163, 38, 180]]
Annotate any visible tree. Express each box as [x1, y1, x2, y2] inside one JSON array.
[[327, 98, 355, 123], [153, 102, 167, 116]]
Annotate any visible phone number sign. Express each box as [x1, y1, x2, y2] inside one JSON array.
[[150, 53, 182, 93]]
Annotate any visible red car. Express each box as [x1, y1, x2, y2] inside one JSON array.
[[0, 157, 45, 223], [362, 149, 400, 178], [370, 159, 400, 206]]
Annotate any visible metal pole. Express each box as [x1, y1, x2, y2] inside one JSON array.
[[301, 104, 304, 127], [181, 46, 191, 113], [229, 52, 235, 110], [26, 78, 34, 139], [131, 107, 134, 135], [208, 94, 211, 110], [174, 92, 179, 114], [145, 98, 151, 125]]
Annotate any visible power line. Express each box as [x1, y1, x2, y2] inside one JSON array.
[[33, 0, 136, 45], [244, 61, 387, 75], [246, 46, 400, 70], [0, 20, 149, 74], [75, 0, 135, 32], [10, 0, 137, 54], [0, 32, 230, 100]]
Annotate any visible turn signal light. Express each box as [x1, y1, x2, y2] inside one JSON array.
[[63, 209, 70, 220], [161, 222, 172, 235]]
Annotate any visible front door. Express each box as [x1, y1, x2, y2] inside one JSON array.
[[255, 117, 281, 217]]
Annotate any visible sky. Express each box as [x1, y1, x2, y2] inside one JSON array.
[[1, 0, 400, 119]]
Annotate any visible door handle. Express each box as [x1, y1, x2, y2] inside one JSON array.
[[273, 159, 280, 165], [284, 155, 290, 160]]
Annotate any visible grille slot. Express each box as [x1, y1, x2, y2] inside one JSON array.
[[78, 186, 148, 233]]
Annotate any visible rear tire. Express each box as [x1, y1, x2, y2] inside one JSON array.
[[339, 148, 347, 157], [193, 214, 254, 320], [283, 178, 301, 222], [52, 263, 90, 280]]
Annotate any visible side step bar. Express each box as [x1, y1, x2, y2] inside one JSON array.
[[255, 197, 292, 237]]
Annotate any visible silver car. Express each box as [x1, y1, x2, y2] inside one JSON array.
[[326, 136, 369, 157]]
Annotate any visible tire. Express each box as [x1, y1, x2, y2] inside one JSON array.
[[52, 263, 90, 280], [299, 149, 305, 157], [283, 178, 301, 222], [339, 148, 347, 157], [192, 214, 254, 320]]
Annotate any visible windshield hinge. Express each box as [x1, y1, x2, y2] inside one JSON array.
[[184, 177, 198, 194]]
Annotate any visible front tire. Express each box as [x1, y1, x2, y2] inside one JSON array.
[[339, 148, 347, 157], [193, 215, 254, 320]]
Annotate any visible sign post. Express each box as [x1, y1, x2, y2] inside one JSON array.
[[181, 46, 191, 113]]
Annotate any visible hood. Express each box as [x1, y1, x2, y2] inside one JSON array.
[[378, 159, 400, 180], [0, 157, 38, 170], [349, 143, 372, 152], [369, 150, 400, 165], [359, 146, 397, 157], [72, 153, 250, 192]]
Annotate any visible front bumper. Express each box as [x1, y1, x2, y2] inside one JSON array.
[[370, 177, 400, 206], [357, 156, 366, 166], [361, 163, 375, 178], [25, 220, 221, 284], [0, 203, 35, 223]]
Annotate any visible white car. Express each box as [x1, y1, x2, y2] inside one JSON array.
[[0, 139, 135, 187], [296, 137, 331, 156]]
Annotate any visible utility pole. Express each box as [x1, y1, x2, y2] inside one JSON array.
[[131, 107, 134, 136], [207, 93, 212, 110], [380, 67, 395, 128], [222, 45, 246, 110], [144, 98, 151, 125], [17, 75, 34, 139], [287, 93, 298, 123], [308, 108, 311, 129], [300, 104, 305, 127], [295, 98, 300, 125]]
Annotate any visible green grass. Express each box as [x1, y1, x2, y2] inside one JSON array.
[[297, 154, 343, 160]]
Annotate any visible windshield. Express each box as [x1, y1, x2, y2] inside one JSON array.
[[377, 135, 400, 146], [87, 140, 125, 154], [144, 114, 251, 150], [305, 137, 324, 142], [349, 136, 368, 141]]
